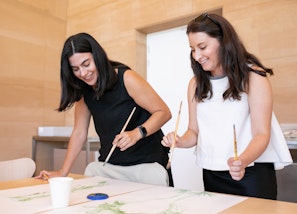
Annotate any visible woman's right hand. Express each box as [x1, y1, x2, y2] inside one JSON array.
[[34, 169, 66, 180], [161, 132, 177, 148]]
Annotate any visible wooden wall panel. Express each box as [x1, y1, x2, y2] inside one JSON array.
[[67, 0, 297, 124], [0, 0, 296, 161], [0, 0, 67, 161], [222, 0, 297, 122]]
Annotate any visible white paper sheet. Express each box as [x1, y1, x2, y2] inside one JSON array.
[[44, 181, 247, 214], [0, 176, 153, 213], [0, 176, 247, 214]]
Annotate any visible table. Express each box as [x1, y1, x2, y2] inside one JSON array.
[[220, 197, 297, 214], [0, 173, 85, 190], [0, 176, 296, 213], [32, 136, 100, 175]]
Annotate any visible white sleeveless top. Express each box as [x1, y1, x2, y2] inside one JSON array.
[[195, 76, 292, 170]]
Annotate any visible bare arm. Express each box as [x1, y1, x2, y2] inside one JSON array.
[[162, 77, 198, 148], [228, 71, 273, 180], [60, 98, 91, 176], [113, 69, 172, 151], [36, 98, 91, 178]]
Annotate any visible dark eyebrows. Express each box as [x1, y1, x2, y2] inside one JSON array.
[[71, 58, 90, 68], [80, 58, 90, 66]]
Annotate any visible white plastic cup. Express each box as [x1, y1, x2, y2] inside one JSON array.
[[48, 177, 73, 208]]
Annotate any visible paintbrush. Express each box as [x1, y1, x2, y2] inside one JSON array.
[[233, 124, 238, 160], [166, 101, 182, 169], [43, 173, 49, 180], [103, 107, 136, 166]]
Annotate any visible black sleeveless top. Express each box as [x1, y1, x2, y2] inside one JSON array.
[[83, 67, 169, 168]]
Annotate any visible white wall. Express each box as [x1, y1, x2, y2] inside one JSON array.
[[147, 26, 204, 191]]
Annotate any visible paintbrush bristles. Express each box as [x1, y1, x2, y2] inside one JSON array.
[[43, 173, 49, 180]]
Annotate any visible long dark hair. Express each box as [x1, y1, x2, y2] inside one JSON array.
[[186, 13, 273, 102], [58, 32, 121, 111]]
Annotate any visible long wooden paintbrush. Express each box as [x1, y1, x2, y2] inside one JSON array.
[[166, 101, 182, 169], [103, 107, 136, 166], [233, 124, 238, 160]]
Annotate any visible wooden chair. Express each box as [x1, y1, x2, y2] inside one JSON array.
[[0, 158, 36, 182]]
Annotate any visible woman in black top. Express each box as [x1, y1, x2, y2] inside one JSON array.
[[36, 32, 173, 186]]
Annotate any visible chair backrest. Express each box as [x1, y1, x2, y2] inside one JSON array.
[[0, 158, 36, 182]]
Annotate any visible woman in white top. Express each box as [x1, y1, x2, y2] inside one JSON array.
[[162, 13, 292, 199]]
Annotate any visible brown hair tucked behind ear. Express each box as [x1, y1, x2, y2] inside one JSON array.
[[187, 13, 273, 102]]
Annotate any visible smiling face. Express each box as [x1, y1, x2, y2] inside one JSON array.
[[69, 52, 98, 86], [188, 32, 224, 77]]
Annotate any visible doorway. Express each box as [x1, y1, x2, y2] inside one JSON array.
[[146, 25, 203, 191]]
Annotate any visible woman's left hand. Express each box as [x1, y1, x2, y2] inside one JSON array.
[[227, 157, 245, 181]]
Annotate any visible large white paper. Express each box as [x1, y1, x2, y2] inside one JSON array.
[[43, 186, 247, 214], [0, 176, 247, 214], [0, 176, 153, 213]]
